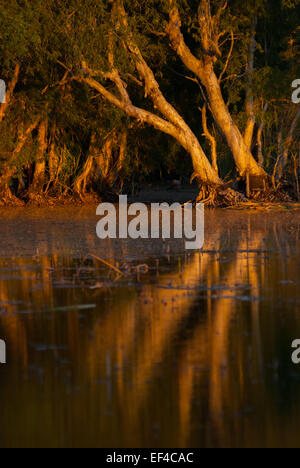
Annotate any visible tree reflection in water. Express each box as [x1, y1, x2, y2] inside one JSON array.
[[0, 208, 300, 447]]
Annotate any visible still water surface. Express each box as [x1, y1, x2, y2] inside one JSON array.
[[0, 207, 300, 448]]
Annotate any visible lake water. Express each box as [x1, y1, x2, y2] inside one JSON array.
[[0, 207, 300, 448]]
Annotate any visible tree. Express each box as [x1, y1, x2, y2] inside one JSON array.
[[71, 0, 229, 202], [167, 0, 267, 190], [0, 0, 299, 205]]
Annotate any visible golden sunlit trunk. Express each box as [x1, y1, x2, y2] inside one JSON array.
[[30, 120, 48, 197], [167, 2, 267, 191], [202, 65, 265, 179], [244, 23, 257, 151]]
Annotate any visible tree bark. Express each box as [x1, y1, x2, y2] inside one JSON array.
[[201, 105, 218, 175], [76, 0, 223, 194], [74, 130, 127, 198], [244, 22, 257, 150], [80, 68, 221, 189], [48, 122, 60, 182], [201, 64, 265, 177], [74, 154, 94, 196], [167, 2, 267, 181], [117, 130, 127, 173], [30, 119, 48, 196], [0, 120, 39, 203], [257, 103, 268, 167], [277, 108, 300, 179]]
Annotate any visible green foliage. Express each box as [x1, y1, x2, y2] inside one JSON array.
[[0, 0, 299, 198]]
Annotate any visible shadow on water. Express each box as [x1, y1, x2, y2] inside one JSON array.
[[0, 207, 300, 447]]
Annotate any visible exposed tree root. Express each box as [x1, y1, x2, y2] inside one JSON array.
[[0, 187, 25, 207], [196, 184, 246, 207], [249, 187, 291, 203], [25, 192, 49, 206]]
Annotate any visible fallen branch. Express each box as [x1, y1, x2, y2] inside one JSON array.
[[89, 254, 124, 276]]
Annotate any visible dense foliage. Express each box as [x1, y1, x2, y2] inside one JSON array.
[[0, 0, 299, 205]]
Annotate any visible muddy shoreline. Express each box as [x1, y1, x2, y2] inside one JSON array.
[[0, 186, 300, 211]]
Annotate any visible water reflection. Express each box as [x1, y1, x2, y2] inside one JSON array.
[[0, 208, 300, 447]]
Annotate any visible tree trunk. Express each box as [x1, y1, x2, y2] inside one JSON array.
[[117, 130, 127, 173], [0, 120, 39, 204], [48, 122, 60, 183], [29, 120, 48, 198], [167, 3, 267, 185], [81, 74, 222, 192], [117, 130, 128, 191], [74, 155, 94, 196], [0, 167, 17, 205], [78, 0, 225, 198], [201, 105, 218, 175], [201, 64, 265, 179], [277, 108, 300, 179], [74, 133, 98, 197], [74, 131, 128, 199], [257, 103, 268, 167], [95, 130, 128, 193], [96, 133, 115, 184], [257, 125, 264, 167], [244, 21, 257, 151]]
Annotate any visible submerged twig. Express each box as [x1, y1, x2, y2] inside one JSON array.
[[89, 254, 124, 276]]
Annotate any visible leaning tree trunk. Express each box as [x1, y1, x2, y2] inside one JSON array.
[[29, 119, 48, 200], [77, 0, 233, 205], [167, 2, 267, 195]]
